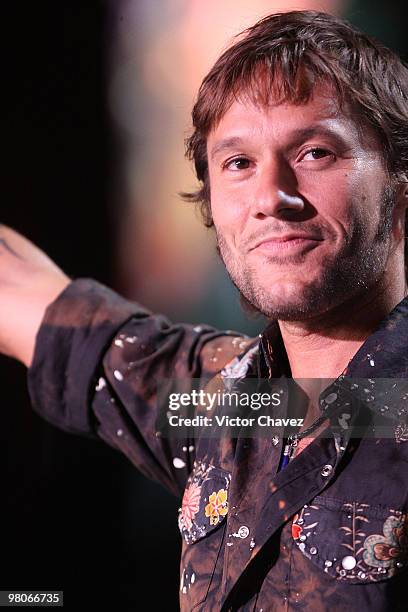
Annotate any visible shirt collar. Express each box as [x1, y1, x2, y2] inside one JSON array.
[[259, 294, 408, 379], [258, 295, 408, 435]]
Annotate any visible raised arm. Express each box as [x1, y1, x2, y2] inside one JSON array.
[[1, 224, 251, 496], [0, 225, 70, 367]]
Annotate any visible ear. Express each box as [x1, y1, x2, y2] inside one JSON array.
[[395, 174, 408, 207], [392, 178, 408, 242]]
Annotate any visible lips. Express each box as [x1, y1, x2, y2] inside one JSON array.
[[250, 233, 323, 251]]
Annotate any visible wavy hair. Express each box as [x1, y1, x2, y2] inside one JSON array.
[[182, 10, 408, 234]]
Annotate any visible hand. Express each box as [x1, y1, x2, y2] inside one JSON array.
[[0, 225, 71, 367]]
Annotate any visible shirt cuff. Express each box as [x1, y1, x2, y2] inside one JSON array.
[[27, 278, 149, 435]]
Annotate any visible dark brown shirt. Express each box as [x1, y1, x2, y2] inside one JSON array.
[[27, 279, 408, 611]]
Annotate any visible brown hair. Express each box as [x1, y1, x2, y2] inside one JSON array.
[[182, 10, 408, 228]]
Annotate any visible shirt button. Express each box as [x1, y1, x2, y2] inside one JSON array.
[[341, 555, 357, 570], [321, 464, 333, 477], [237, 525, 250, 539]]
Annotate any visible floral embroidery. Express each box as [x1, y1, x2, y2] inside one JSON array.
[[291, 507, 319, 552], [363, 515, 407, 571], [205, 489, 229, 525], [291, 514, 303, 540], [292, 499, 407, 582], [395, 423, 408, 444], [178, 462, 231, 543], [180, 482, 201, 531], [221, 344, 259, 390]]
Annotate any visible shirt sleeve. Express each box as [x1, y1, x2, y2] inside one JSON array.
[[27, 278, 246, 497]]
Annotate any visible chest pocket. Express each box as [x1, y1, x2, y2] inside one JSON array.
[[178, 462, 231, 609], [291, 495, 407, 583], [178, 461, 231, 542]]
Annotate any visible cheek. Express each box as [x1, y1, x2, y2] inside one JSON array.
[[304, 171, 368, 232], [210, 182, 249, 235], [211, 202, 246, 233], [301, 177, 355, 232], [346, 163, 389, 225]]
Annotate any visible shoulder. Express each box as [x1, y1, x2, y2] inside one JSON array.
[[200, 333, 259, 377]]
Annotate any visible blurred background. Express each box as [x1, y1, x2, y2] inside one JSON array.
[[2, 1, 407, 610]]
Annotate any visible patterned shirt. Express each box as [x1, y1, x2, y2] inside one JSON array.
[[27, 279, 408, 611]]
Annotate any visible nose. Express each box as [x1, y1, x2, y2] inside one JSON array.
[[251, 159, 304, 219]]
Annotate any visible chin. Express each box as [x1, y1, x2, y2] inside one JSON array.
[[242, 278, 335, 320]]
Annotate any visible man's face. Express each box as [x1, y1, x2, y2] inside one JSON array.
[[207, 86, 398, 320]]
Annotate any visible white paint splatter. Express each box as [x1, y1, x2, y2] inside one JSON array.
[[114, 339, 124, 348], [95, 377, 106, 392], [173, 457, 186, 469], [114, 370, 124, 381], [125, 336, 138, 344], [191, 573, 195, 584]]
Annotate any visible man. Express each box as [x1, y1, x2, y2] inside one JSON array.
[[1, 10, 407, 611]]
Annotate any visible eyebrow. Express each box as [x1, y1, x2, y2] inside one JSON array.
[[209, 124, 351, 161], [286, 125, 350, 149], [209, 137, 246, 162]]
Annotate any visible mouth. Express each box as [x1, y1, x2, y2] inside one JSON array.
[[249, 234, 323, 256]]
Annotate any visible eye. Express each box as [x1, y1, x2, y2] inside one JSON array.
[[224, 156, 251, 171], [301, 147, 332, 161]]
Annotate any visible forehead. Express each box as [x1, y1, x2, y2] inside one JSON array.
[[207, 84, 368, 154]]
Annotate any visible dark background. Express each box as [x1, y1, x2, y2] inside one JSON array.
[[2, 3, 180, 611], [1, 2, 407, 611]]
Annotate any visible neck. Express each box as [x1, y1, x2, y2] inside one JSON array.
[[278, 272, 407, 382]]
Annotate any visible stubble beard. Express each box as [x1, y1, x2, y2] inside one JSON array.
[[215, 186, 395, 321]]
